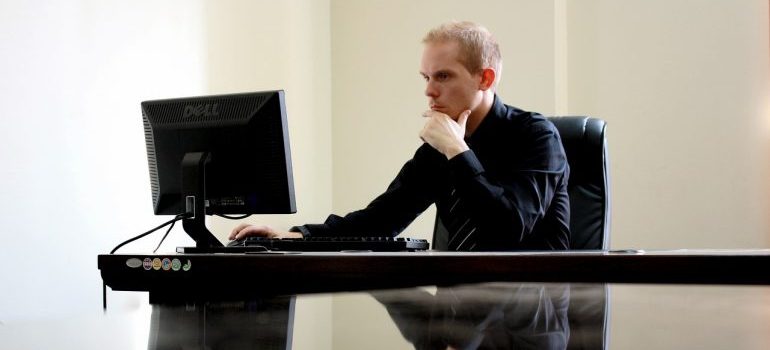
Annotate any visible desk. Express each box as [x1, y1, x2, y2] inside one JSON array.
[[99, 250, 770, 300], [90, 250, 770, 349]]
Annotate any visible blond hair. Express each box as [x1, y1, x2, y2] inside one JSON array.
[[423, 21, 502, 83]]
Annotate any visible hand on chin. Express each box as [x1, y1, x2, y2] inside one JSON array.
[[420, 109, 471, 159]]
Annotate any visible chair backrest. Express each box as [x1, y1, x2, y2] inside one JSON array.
[[548, 116, 611, 250], [549, 117, 611, 350]]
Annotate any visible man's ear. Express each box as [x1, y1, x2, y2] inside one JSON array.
[[479, 68, 496, 91]]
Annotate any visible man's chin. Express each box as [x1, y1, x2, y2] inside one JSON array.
[[431, 107, 457, 117]]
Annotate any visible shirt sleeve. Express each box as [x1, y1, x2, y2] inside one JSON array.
[[448, 123, 569, 247], [291, 145, 441, 237]]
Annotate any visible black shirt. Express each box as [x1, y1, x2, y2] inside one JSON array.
[[292, 95, 570, 251]]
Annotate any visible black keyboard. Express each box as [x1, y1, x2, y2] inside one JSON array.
[[228, 236, 430, 252]]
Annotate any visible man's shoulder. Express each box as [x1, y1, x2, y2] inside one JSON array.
[[496, 103, 567, 171], [497, 103, 558, 136]]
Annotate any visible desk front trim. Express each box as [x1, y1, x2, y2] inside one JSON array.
[[98, 250, 770, 299]]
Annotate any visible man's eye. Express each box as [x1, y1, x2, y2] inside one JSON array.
[[436, 73, 449, 81]]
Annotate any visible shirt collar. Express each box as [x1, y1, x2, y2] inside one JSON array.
[[467, 94, 505, 145]]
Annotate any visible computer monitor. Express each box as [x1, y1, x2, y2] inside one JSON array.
[[141, 90, 296, 248]]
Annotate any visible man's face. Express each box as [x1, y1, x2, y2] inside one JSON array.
[[420, 41, 484, 120]]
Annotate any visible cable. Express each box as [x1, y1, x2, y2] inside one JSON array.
[[104, 213, 188, 311], [215, 213, 252, 220], [109, 214, 187, 254], [152, 216, 179, 253]]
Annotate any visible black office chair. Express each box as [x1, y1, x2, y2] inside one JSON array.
[[548, 116, 611, 250], [549, 116, 610, 350]]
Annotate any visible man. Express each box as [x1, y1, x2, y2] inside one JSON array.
[[231, 21, 570, 251]]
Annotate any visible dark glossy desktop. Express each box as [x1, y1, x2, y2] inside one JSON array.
[[85, 249, 770, 349]]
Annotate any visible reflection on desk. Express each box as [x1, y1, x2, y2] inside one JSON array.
[[6, 281, 770, 349], [144, 283, 608, 350], [148, 297, 295, 350], [372, 284, 569, 349], [371, 283, 607, 350]]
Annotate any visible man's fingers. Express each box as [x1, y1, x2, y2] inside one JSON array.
[[234, 226, 257, 240], [230, 224, 273, 240], [457, 110, 471, 128], [229, 223, 250, 240], [234, 229, 249, 240]]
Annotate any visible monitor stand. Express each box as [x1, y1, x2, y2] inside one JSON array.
[[181, 152, 224, 249]]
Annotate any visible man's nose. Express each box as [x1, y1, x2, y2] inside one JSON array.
[[424, 81, 439, 98]]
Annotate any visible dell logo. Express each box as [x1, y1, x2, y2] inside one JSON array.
[[183, 104, 220, 118]]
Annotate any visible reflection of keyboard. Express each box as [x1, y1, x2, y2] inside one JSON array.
[[230, 236, 430, 252]]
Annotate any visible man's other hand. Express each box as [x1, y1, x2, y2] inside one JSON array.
[[229, 223, 303, 240], [420, 109, 471, 159]]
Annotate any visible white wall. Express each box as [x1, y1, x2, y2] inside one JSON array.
[[568, 0, 770, 249], [0, 0, 206, 321], [0, 1, 208, 348], [203, 0, 334, 240], [202, 1, 334, 349], [0, 1, 333, 349], [565, 1, 770, 348]]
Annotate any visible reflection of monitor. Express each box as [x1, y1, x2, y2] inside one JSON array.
[[141, 90, 296, 248], [148, 296, 295, 350]]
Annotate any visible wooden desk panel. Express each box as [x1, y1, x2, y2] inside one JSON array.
[[98, 250, 770, 299]]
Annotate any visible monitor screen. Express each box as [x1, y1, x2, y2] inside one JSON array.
[[141, 90, 296, 247]]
